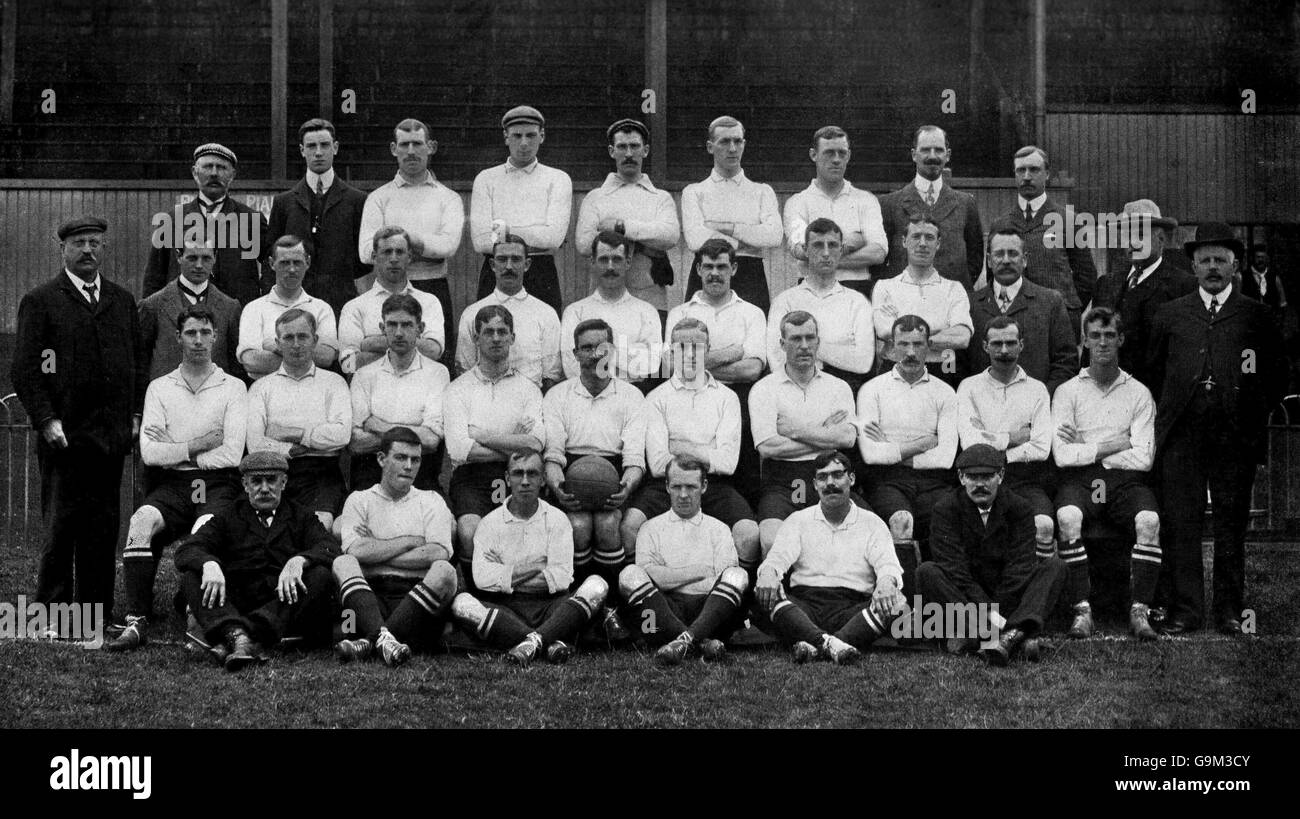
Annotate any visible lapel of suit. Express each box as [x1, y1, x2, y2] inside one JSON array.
[[929, 184, 959, 222], [58, 273, 97, 316], [320, 179, 347, 217], [292, 178, 313, 215], [1215, 290, 1246, 324], [984, 497, 1008, 542], [1006, 282, 1034, 316]]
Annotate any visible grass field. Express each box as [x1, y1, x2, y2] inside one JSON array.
[[1, 533, 1297, 729]]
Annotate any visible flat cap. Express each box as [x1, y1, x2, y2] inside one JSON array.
[[607, 118, 649, 144], [239, 450, 289, 474], [193, 142, 238, 166], [57, 215, 108, 240], [502, 105, 544, 129], [954, 444, 1006, 472]]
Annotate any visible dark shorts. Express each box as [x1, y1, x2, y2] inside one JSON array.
[[286, 456, 347, 516], [660, 590, 744, 642], [786, 585, 872, 634], [449, 461, 508, 519], [861, 466, 952, 531], [141, 468, 240, 543], [629, 476, 755, 528], [478, 590, 570, 629], [1004, 462, 1056, 520], [756, 458, 870, 521], [410, 277, 456, 365], [368, 573, 445, 652], [1055, 467, 1158, 530]]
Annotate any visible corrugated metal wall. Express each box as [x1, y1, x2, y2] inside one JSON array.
[[0, 179, 1023, 336], [1045, 113, 1300, 224]]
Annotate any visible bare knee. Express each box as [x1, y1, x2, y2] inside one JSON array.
[[888, 510, 914, 542], [618, 564, 651, 599], [1056, 505, 1084, 541], [423, 560, 457, 594], [1034, 514, 1055, 543], [1134, 510, 1160, 544], [575, 575, 609, 609], [332, 553, 363, 583], [719, 565, 749, 593]]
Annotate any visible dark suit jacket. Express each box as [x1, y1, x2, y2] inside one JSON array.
[[267, 178, 370, 315], [1241, 267, 1285, 311], [968, 277, 1078, 394], [1147, 290, 1287, 462], [929, 486, 1038, 609], [877, 181, 984, 291], [174, 497, 339, 596], [1091, 257, 1197, 389], [989, 197, 1097, 311], [143, 197, 270, 306], [137, 279, 244, 382], [11, 272, 146, 457]]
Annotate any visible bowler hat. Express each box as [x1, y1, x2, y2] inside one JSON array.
[[1184, 222, 1244, 261]]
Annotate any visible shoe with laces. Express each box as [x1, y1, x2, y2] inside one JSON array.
[[655, 634, 693, 666], [335, 637, 373, 663], [105, 615, 147, 652], [699, 638, 726, 662], [546, 640, 573, 664], [792, 640, 821, 664], [822, 634, 860, 665], [1068, 603, 1094, 639], [507, 633, 543, 668], [375, 627, 411, 667]]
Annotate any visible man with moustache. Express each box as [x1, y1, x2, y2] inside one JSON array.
[[543, 319, 646, 595], [268, 118, 370, 314], [144, 143, 269, 306], [618, 456, 749, 665], [968, 228, 1077, 395], [682, 115, 783, 314], [470, 106, 572, 317], [13, 216, 145, 630], [559, 232, 663, 388], [871, 216, 972, 385], [349, 293, 450, 493], [339, 226, 445, 374], [575, 118, 680, 319], [108, 305, 248, 652], [1051, 307, 1161, 641], [359, 118, 463, 363], [857, 315, 959, 594], [456, 234, 563, 389], [238, 235, 339, 380], [750, 310, 864, 559], [175, 451, 339, 671], [877, 125, 984, 291], [756, 451, 906, 665], [331, 428, 458, 666], [956, 315, 1057, 561], [138, 238, 243, 381], [989, 146, 1097, 338], [767, 218, 876, 395], [1090, 201, 1195, 389], [450, 449, 610, 667], [918, 444, 1069, 666], [1147, 223, 1287, 635], [783, 125, 887, 299]]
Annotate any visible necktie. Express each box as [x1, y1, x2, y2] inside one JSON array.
[[257, 510, 273, 528], [1024, 204, 1034, 223], [83, 282, 98, 307], [925, 182, 936, 207], [1208, 297, 1219, 319], [178, 282, 205, 303], [998, 291, 1011, 313], [316, 178, 325, 197], [1127, 267, 1141, 290], [200, 198, 223, 214]]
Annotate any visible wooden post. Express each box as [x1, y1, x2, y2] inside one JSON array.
[[0, 0, 17, 124], [319, 0, 334, 119], [1032, 0, 1046, 144], [271, 0, 288, 180], [645, 0, 668, 181], [968, 0, 984, 115]]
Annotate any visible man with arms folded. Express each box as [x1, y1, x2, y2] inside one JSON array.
[[755, 451, 905, 665], [1051, 307, 1161, 641], [619, 456, 749, 665], [332, 428, 458, 667], [450, 450, 609, 667], [108, 305, 248, 652]]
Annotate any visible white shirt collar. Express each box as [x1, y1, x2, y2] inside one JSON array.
[[380, 351, 424, 375], [306, 169, 335, 193], [1200, 284, 1232, 310], [996, 277, 1023, 303], [178, 278, 210, 297], [504, 159, 539, 174], [901, 266, 943, 285], [493, 287, 530, 303], [669, 371, 719, 391], [394, 171, 438, 188], [274, 362, 318, 381], [1129, 256, 1163, 287], [708, 169, 747, 184], [671, 510, 705, 526], [197, 193, 227, 209], [914, 174, 944, 197], [813, 501, 860, 529], [1017, 193, 1048, 215], [602, 172, 658, 194], [688, 289, 742, 309], [502, 497, 548, 523], [65, 269, 102, 297]]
